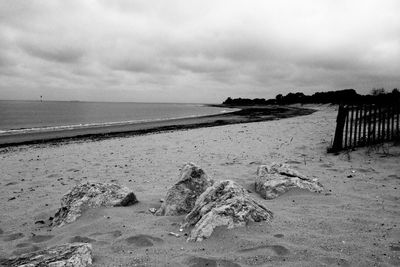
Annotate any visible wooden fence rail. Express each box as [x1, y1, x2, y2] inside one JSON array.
[[330, 102, 400, 152]]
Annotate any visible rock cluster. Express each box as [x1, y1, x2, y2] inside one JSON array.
[[182, 180, 273, 242], [51, 182, 138, 227], [156, 163, 214, 216], [0, 243, 92, 267], [255, 163, 323, 199]]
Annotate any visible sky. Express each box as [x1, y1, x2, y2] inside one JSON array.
[[0, 0, 399, 103]]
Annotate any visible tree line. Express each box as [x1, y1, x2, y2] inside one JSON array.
[[222, 88, 400, 106]]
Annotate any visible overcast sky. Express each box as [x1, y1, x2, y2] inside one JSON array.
[[0, 0, 399, 103]]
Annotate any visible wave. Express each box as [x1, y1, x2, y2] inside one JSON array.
[[0, 109, 236, 136]]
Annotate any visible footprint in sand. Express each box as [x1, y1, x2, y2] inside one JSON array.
[[125, 234, 163, 247], [285, 160, 302, 165], [320, 257, 350, 267], [388, 174, 400, 179], [185, 256, 241, 267], [319, 163, 334, 168], [29, 234, 54, 243], [2, 233, 24, 241], [5, 182, 18, 186], [238, 245, 290, 256], [90, 230, 122, 239], [327, 168, 340, 172], [356, 168, 378, 173], [68, 236, 96, 243]]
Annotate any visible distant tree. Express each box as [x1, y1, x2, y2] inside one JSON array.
[[371, 88, 385, 96], [222, 97, 233, 105], [221, 87, 400, 106]]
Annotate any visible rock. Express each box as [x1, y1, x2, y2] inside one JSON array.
[[52, 182, 138, 227], [255, 163, 323, 199], [0, 243, 92, 267], [149, 208, 157, 214], [156, 163, 214, 216], [182, 180, 273, 242]]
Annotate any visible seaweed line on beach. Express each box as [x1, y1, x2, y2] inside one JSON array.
[[0, 106, 316, 150]]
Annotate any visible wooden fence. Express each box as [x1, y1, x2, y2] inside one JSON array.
[[330, 102, 400, 152]]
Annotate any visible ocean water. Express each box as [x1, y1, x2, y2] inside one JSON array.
[[0, 100, 228, 134]]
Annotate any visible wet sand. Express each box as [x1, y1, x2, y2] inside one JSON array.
[[0, 106, 315, 147], [0, 104, 399, 266]]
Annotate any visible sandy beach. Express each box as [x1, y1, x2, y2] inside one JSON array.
[[0, 104, 399, 266]]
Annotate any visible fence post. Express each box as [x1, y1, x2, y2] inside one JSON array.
[[331, 104, 347, 152]]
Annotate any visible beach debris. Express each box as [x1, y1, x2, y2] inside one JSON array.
[[182, 180, 273, 242], [255, 163, 324, 199], [168, 232, 180, 237], [156, 163, 214, 216], [51, 182, 138, 227], [0, 243, 92, 267]]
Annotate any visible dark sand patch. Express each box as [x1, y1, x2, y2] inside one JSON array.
[[12, 245, 41, 256], [356, 167, 377, 173], [69, 236, 96, 243], [0, 228, 3, 235], [388, 174, 400, 179], [2, 233, 24, 241], [319, 163, 334, 168], [29, 234, 54, 243], [285, 160, 302, 165], [320, 257, 350, 267], [15, 242, 31, 248], [5, 182, 17, 186], [185, 256, 241, 267], [390, 244, 400, 251], [273, 234, 284, 238], [125, 234, 163, 247], [327, 168, 340, 172], [238, 245, 290, 256]]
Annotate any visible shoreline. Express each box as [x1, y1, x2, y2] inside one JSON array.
[[0, 105, 316, 148]]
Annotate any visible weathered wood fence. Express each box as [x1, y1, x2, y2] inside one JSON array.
[[330, 102, 400, 152]]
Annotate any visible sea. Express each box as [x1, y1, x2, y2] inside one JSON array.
[[0, 100, 229, 135]]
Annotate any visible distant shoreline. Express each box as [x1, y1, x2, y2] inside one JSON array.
[[0, 105, 316, 148]]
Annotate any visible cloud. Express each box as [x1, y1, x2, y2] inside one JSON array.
[[19, 41, 85, 63], [0, 0, 399, 102]]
